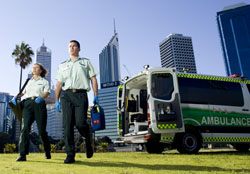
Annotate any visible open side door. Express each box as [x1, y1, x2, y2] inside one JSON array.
[[117, 85, 124, 136]]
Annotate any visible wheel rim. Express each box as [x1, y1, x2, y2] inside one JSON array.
[[183, 134, 197, 151]]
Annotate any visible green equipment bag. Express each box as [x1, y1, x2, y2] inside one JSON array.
[[8, 78, 30, 123], [8, 101, 24, 123]]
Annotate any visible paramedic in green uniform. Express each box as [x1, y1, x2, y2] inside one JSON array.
[[12, 63, 51, 161], [55, 40, 99, 164]]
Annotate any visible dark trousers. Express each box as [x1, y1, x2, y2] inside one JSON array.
[[61, 90, 89, 157], [19, 99, 51, 155]]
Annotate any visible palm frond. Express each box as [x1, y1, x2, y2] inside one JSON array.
[[12, 41, 34, 68]]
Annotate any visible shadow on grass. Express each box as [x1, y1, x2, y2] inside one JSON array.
[[71, 160, 249, 173], [162, 150, 250, 156], [199, 151, 250, 155]]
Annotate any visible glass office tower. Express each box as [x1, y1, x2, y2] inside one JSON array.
[[0, 92, 17, 141], [95, 87, 120, 142], [36, 41, 52, 87], [217, 3, 250, 78], [97, 27, 122, 142], [99, 33, 121, 88]]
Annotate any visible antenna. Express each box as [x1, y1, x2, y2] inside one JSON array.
[[123, 64, 131, 77], [114, 18, 116, 34], [42, 38, 45, 46]]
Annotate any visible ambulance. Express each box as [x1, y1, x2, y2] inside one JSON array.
[[117, 67, 250, 154]]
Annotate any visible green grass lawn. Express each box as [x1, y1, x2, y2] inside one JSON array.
[[1, 149, 250, 174]]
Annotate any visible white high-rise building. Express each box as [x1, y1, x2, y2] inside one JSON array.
[[159, 33, 197, 73]]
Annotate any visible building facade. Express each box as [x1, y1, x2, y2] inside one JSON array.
[[99, 33, 121, 88], [159, 33, 197, 73], [217, 3, 250, 79], [36, 41, 52, 88], [97, 28, 122, 142], [0, 92, 17, 141], [33, 104, 63, 140], [96, 87, 120, 142]]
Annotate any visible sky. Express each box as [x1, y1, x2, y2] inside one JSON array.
[[0, 0, 249, 102]]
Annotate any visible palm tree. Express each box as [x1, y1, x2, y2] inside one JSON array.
[[12, 42, 34, 92]]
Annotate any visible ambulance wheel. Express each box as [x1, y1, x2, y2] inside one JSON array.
[[176, 132, 201, 154], [233, 144, 250, 152], [145, 141, 165, 154]]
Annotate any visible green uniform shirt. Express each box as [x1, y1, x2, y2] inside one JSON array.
[[56, 57, 98, 91], [23, 77, 50, 98]]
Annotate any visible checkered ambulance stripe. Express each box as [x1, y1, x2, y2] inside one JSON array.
[[157, 124, 177, 129], [177, 74, 250, 84], [203, 137, 250, 142]]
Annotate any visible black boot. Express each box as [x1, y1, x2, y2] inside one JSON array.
[[85, 128, 94, 158], [16, 155, 26, 162], [64, 155, 75, 164], [45, 151, 51, 159]]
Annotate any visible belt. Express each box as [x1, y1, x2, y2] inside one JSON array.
[[26, 97, 37, 100], [66, 89, 87, 93]]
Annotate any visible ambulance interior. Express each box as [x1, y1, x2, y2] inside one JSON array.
[[125, 75, 148, 134]]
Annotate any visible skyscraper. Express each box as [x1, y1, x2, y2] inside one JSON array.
[[159, 33, 197, 73], [36, 41, 52, 88], [0, 93, 12, 133], [97, 23, 121, 142], [99, 29, 121, 88], [0, 92, 17, 141], [217, 3, 250, 78], [36, 41, 56, 100]]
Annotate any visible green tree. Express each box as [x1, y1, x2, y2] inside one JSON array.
[[12, 42, 34, 91], [56, 139, 65, 150], [4, 144, 16, 153], [51, 144, 57, 153], [96, 136, 113, 145], [75, 135, 84, 152], [97, 142, 109, 152], [39, 144, 44, 152]]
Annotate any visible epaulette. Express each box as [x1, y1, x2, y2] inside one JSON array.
[[60, 60, 67, 64], [79, 57, 89, 60]]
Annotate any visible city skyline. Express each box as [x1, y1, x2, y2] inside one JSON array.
[[0, 0, 248, 102]]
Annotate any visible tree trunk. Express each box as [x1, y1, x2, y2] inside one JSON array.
[[19, 67, 23, 92]]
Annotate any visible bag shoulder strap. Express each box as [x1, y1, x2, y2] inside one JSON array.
[[17, 78, 31, 97]]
